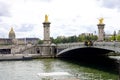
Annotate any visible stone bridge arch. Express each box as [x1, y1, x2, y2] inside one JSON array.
[[57, 46, 115, 57]]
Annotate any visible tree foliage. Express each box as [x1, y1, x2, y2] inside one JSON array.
[[51, 35, 98, 44], [38, 34, 98, 44], [38, 39, 43, 44], [116, 34, 120, 41]]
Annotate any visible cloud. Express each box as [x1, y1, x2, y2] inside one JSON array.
[[25, 0, 52, 2], [0, 23, 10, 38], [40, 0, 52, 2], [0, 2, 10, 17], [99, 0, 120, 9], [0, 0, 119, 39], [17, 24, 35, 32]]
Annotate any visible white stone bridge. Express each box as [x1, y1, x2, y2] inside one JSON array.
[[56, 42, 120, 57], [56, 42, 119, 70], [0, 42, 120, 58]]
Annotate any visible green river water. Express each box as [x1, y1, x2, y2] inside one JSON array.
[[0, 59, 118, 80]]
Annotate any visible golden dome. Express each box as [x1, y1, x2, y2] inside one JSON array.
[[9, 27, 16, 39]]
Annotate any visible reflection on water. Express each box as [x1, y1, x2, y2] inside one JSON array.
[[0, 59, 118, 80]]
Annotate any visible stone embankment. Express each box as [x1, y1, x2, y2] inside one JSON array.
[[0, 54, 41, 61]]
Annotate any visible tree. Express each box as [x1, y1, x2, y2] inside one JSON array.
[[109, 35, 117, 41], [117, 34, 120, 41], [38, 39, 43, 44], [78, 35, 85, 42]]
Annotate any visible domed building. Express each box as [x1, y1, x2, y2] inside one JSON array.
[[0, 27, 39, 45], [9, 27, 16, 39]]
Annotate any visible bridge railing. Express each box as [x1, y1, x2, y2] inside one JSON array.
[[57, 42, 85, 48], [93, 42, 120, 53], [57, 42, 120, 53]]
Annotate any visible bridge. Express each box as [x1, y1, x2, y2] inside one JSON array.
[[56, 41, 120, 57], [0, 41, 120, 67], [0, 41, 118, 57], [55, 42, 119, 72], [0, 15, 120, 63]]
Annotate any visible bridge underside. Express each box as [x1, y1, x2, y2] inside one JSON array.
[[57, 47, 114, 57], [57, 47, 117, 70]]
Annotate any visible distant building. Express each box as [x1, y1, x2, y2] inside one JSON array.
[[9, 27, 16, 39], [57, 36, 66, 39], [104, 34, 112, 41], [0, 27, 39, 45], [0, 38, 12, 45], [81, 33, 93, 36], [17, 38, 39, 44]]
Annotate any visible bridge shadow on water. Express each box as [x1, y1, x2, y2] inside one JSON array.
[[57, 47, 119, 74]]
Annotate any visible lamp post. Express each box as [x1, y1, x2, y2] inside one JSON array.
[[104, 32, 105, 41], [113, 31, 116, 41]]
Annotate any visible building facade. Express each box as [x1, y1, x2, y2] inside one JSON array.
[[0, 27, 39, 45]]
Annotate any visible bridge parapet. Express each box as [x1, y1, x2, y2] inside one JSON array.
[[57, 42, 84, 49], [93, 42, 120, 53], [57, 42, 120, 54], [94, 42, 116, 46]]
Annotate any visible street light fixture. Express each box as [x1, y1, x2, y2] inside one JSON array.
[[114, 31, 116, 41]]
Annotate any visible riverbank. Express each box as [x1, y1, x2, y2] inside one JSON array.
[[0, 54, 47, 61]]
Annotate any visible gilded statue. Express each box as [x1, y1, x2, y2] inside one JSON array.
[[45, 15, 48, 22], [99, 18, 104, 24]]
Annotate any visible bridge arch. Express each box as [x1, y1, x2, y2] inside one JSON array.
[[57, 46, 115, 57], [57, 46, 117, 72]]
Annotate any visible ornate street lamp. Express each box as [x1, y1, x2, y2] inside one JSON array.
[[113, 31, 116, 41]]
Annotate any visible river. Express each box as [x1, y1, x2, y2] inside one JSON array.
[[0, 59, 118, 80]]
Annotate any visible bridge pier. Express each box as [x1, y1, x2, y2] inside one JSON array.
[[51, 43, 57, 57], [41, 44, 51, 57], [41, 15, 52, 57], [40, 44, 56, 57]]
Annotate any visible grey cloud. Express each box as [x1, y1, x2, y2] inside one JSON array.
[[0, 2, 10, 17], [86, 26, 96, 32], [79, 25, 97, 34], [25, 0, 52, 3], [99, 0, 120, 9], [72, 15, 81, 22], [17, 24, 35, 32], [0, 32, 7, 37], [40, 0, 52, 2], [0, 23, 10, 38]]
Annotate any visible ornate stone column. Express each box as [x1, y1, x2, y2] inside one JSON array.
[[43, 15, 51, 44], [97, 18, 105, 41], [42, 15, 51, 57]]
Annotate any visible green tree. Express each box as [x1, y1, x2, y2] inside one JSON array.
[[116, 34, 120, 41], [109, 35, 117, 41], [78, 35, 85, 42], [38, 39, 43, 44], [68, 35, 78, 42]]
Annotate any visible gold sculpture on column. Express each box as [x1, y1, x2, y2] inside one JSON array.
[[99, 18, 104, 24], [45, 14, 49, 22]]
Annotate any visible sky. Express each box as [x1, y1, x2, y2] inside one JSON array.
[[0, 0, 120, 39]]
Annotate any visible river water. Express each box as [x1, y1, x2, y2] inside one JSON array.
[[0, 59, 118, 80]]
